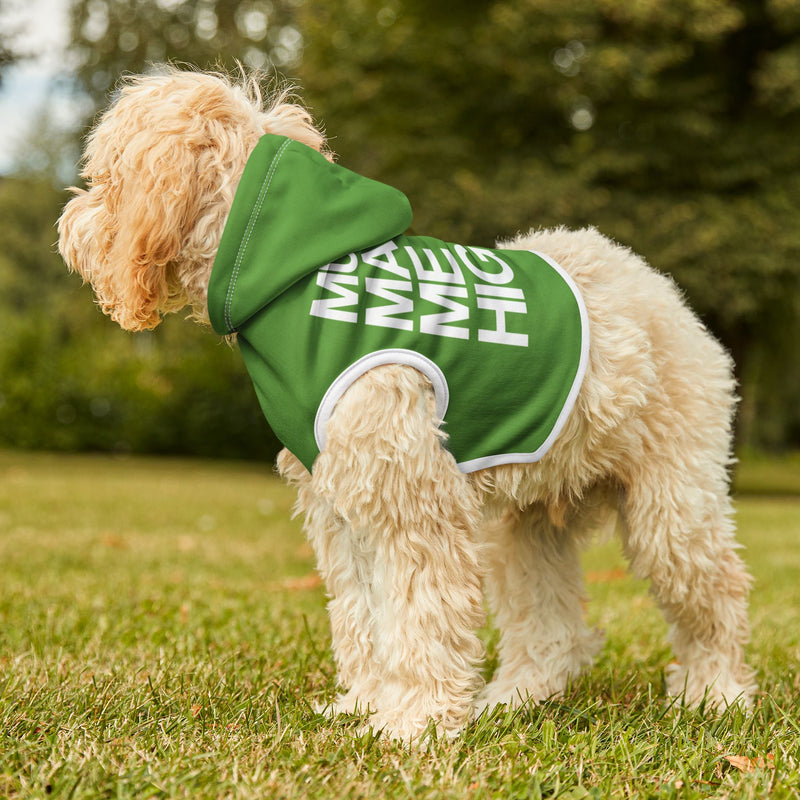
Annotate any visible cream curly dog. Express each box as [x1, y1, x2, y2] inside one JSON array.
[[58, 68, 755, 741]]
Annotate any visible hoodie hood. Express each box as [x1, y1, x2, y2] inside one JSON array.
[[208, 135, 412, 335]]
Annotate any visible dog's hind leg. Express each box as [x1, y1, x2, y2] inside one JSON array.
[[478, 502, 604, 713], [307, 365, 486, 741], [619, 457, 756, 708]]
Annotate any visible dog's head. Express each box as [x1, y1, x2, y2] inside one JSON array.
[[58, 67, 326, 331]]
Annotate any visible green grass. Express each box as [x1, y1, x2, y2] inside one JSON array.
[[1, 450, 799, 799]]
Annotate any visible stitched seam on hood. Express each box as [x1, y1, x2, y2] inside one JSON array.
[[224, 137, 291, 332]]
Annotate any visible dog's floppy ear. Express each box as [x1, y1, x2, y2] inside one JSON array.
[[87, 127, 211, 331], [59, 124, 211, 332], [60, 71, 257, 331]]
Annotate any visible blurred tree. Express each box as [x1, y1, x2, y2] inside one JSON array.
[[67, 0, 304, 105], [296, 0, 800, 448], [0, 175, 74, 321], [0, 175, 282, 458], [0, 0, 20, 85], [0, 43, 13, 85]]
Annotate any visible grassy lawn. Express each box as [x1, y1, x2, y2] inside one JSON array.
[[1, 450, 798, 799]]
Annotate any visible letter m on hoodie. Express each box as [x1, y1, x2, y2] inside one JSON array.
[[310, 273, 359, 323]]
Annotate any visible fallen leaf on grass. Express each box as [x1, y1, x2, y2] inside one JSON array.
[[295, 542, 314, 559], [278, 573, 323, 591], [100, 532, 128, 549], [725, 754, 775, 772]]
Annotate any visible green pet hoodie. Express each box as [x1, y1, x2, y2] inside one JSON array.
[[208, 135, 589, 473]]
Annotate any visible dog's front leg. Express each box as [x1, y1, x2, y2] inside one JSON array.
[[277, 448, 382, 713], [308, 365, 486, 742]]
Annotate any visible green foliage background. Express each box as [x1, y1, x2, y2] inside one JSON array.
[[1, 0, 799, 456]]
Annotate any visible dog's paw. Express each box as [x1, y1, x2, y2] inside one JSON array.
[[665, 662, 756, 710], [360, 711, 463, 745], [315, 690, 370, 718], [475, 682, 554, 717], [478, 627, 604, 717]]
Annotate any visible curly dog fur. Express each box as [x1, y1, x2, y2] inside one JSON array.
[[58, 68, 755, 741]]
